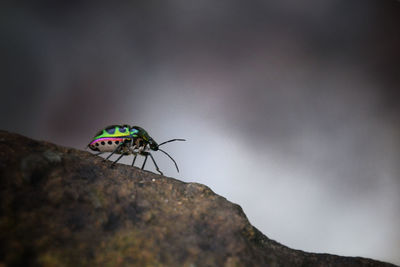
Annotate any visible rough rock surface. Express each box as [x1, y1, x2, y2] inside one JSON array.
[[0, 130, 396, 267]]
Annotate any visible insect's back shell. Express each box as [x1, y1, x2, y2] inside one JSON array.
[[88, 125, 138, 152]]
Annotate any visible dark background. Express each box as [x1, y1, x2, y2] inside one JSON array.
[[1, 0, 399, 264]]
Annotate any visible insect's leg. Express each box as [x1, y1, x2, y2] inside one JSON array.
[[144, 152, 163, 175], [111, 153, 125, 166], [141, 154, 148, 170], [128, 139, 138, 167], [104, 142, 124, 161], [130, 138, 134, 148], [131, 153, 137, 167]]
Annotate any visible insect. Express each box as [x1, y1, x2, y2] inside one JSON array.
[[88, 125, 185, 175]]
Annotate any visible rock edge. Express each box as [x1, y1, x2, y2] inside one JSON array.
[[0, 130, 396, 267]]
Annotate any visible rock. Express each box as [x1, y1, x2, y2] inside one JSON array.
[[0, 130, 396, 267]]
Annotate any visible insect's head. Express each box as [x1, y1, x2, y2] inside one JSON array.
[[148, 138, 159, 151]]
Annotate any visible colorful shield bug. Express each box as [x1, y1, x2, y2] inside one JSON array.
[[88, 125, 185, 175]]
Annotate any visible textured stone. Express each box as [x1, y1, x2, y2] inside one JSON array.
[[0, 130, 397, 267]]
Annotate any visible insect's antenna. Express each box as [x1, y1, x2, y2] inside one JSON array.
[[158, 148, 180, 173], [158, 139, 186, 147]]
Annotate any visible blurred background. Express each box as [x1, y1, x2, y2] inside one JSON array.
[[1, 0, 399, 264]]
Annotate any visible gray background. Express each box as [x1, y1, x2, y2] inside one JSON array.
[[1, 1, 399, 265]]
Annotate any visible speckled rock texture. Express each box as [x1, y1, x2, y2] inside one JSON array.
[[0, 130, 397, 267]]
